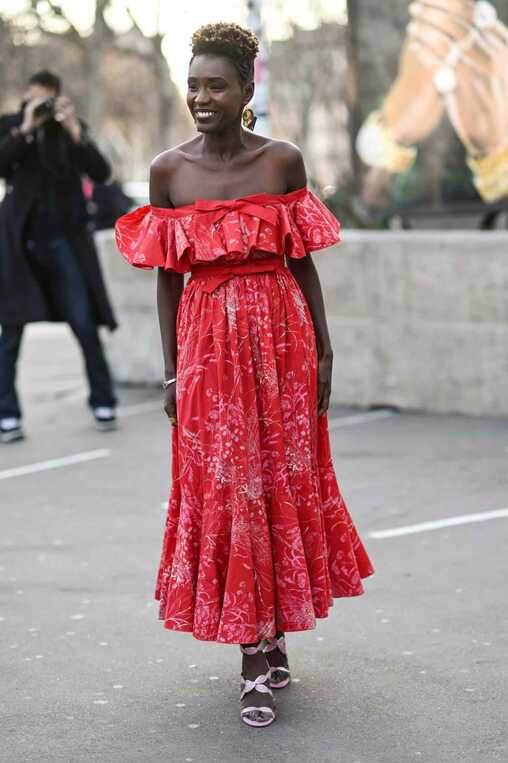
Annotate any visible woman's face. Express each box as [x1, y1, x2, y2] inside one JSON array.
[[187, 54, 252, 133]]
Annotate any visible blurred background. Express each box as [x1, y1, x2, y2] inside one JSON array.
[[2, 0, 506, 415], [0, 0, 348, 211], [1, 0, 507, 228]]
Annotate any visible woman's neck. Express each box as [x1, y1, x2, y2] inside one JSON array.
[[200, 123, 247, 162]]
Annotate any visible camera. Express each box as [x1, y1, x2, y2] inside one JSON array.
[[33, 97, 55, 119]]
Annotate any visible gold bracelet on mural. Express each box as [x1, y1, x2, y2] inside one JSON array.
[[356, 110, 417, 174], [467, 144, 508, 203]]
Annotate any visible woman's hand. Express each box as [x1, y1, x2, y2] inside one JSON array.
[[382, 38, 446, 146], [163, 383, 177, 424], [317, 351, 333, 417]]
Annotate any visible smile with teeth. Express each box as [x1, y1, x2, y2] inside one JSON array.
[[195, 110, 216, 118]]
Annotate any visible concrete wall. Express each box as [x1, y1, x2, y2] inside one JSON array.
[[98, 231, 162, 384], [98, 229, 508, 417]]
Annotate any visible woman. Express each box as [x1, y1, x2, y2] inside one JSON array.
[[115, 22, 374, 728]]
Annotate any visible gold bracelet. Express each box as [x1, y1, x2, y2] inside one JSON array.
[[467, 144, 508, 203], [356, 110, 417, 174], [467, 144, 508, 177], [470, 174, 508, 203]]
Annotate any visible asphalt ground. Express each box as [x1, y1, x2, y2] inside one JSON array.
[[1, 324, 507, 763]]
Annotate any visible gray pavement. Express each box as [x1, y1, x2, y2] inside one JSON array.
[[1, 324, 508, 763]]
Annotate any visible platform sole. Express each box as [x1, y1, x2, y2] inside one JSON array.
[[270, 677, 291, 690], [240, 712, 276, 727]]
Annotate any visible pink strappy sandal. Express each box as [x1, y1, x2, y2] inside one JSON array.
[[264, 635, 291, 690], [240, 641, 276, 727]]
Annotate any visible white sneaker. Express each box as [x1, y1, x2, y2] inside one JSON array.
[[93, 407, 117, 431], [0, 417, 25, 444]]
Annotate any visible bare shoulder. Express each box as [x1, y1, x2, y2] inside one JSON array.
[[266, 138, 302, 160], [265, 138, 307, 192], [149, 140, 201, 206], [149, 147, 182, 206], [150, 139, 197, 176]]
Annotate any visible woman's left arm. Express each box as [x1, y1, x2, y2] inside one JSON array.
[[282, 144, 334, 416]]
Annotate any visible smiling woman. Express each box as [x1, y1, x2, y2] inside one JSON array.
[[187, 24, 258, 139], [115, 20, 374, 729]]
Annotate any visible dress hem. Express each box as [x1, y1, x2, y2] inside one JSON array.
[[156, 568, 374, 644]]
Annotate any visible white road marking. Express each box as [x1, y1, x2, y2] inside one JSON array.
[[0, 449, 110, 481], [328, 410, 394, 429], [369, 507, 508, 539]]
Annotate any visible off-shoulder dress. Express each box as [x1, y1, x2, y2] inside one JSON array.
[[115, 186, 374, 644]]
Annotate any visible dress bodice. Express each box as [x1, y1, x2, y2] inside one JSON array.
[[114, 186, 341, 273]]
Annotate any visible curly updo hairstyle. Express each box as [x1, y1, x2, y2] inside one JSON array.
[[191, 22, 259, 88]]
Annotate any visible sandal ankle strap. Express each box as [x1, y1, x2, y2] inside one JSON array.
[[263, 635, 287, 655], [240, 639, 267, 655]]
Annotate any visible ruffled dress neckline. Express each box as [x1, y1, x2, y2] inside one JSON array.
[[115, 185, 341, 274], [150, 186, 308, 217]]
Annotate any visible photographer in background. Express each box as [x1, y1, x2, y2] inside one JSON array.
[[0, 70, 118, 443]]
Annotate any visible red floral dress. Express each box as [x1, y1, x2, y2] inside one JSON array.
[[115, 187, 374, 644]]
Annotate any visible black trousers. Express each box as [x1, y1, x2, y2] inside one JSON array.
[[0, 236, 115, 419]]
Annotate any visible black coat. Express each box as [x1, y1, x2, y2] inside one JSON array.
[[0, 112, 117, 329]]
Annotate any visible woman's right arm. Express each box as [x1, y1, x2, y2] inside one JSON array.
[[150, 155, 184, 421]]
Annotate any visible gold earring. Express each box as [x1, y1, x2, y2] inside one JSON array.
[[242, 107, 257, 131]]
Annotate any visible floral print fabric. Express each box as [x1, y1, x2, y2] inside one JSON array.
[[115, 188, 374, 644]]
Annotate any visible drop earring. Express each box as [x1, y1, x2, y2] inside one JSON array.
[[242, 107, 257, 131]]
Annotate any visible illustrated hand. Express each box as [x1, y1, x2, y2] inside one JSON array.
[[450, 38, 508, 156], [407, 0, 508, 156], [163, 384, 177, 425], [382, 38, 446, 146], [20, 96, 54, 134], [55, 96, 82, 143], [406, 0, 476, 62], [317, 352, 333, 417], [356, 4, 448, 209]]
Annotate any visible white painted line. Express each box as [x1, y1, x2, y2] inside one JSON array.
[[328, 410, 394, 429], [0, 449, 110, 481], [117, 400, 162, 417], [369, 508, 508, 539]]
